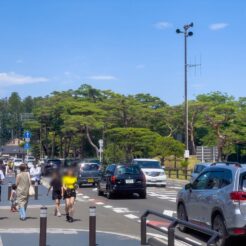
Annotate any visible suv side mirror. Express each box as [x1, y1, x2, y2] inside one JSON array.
[[185, 183, 192, 191]]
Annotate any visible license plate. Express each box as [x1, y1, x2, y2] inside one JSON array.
[[125, 179, 134, 184], [87, 178, 94, 183]]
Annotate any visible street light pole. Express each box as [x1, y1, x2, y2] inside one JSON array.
[[176, 23, 194, 159]]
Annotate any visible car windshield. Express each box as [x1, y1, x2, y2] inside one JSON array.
[[135, 161, 161, 169], [15, 159, 22, 162], [194, 165, 207, 174], [82, 164, 99, 171], [48, 160, 61, 165], [116, 165, 140, 175]]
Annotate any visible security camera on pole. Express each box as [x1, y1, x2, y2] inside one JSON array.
[[98, 139, 104, 164], [176, 22, 194, 160]]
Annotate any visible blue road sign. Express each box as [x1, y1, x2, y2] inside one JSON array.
[[24, 131, 31, 139], [24, 142, 30, 150]]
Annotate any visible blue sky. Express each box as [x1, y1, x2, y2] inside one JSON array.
[[0, 0, 245, 105]]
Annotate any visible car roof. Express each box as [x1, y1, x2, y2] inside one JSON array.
[[195, 163, 213, 166], [133, 158, 159, 162]]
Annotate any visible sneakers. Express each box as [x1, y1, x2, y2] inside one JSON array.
[[68, 216, 74, 223], [57, 210, 61, 217]]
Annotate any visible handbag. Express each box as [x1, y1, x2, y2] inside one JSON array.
[[29, 185, 35, 196]]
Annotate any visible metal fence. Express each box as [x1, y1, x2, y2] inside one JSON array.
[[141, 210, 220, 246]]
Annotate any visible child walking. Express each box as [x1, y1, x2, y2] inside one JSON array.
[[10, 184, 17, 212], [47, 171, 62, 217]]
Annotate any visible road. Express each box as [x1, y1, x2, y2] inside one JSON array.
[[0, 177, 244, 245]]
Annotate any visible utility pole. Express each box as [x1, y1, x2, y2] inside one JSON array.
[[176, 23, 194, 160]]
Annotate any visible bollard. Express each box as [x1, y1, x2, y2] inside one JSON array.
[[141, 216, 147, 245], [89, 206, 96, 246], [35, 181, 38, 200], [8, 182, 12, 200], [39, 207, 47, 246]]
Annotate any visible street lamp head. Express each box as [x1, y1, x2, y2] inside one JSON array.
[[189, 22, 194, 28], [188, 31, 193, 36], [176, 29, 181, 34]]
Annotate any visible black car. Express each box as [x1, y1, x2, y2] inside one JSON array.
[[41, 159, 62, 176], [78, 163, 101, 187], [97, 164, 146, 199]]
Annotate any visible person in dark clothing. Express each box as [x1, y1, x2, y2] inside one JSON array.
[[47, 171, 62, 217]]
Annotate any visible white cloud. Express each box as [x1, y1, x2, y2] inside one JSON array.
[[0, 72, 48, 86], [154, 21, 172, 30], [87, 75, 117, 81], [209, 23, 228, 31]]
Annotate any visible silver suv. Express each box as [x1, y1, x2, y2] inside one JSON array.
[[177, 163, 246, 246]]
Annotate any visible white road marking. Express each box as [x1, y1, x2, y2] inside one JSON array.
[[0, 228, 140, 241], [163, 210, 176, 217], [82, 196, 90, 199], [95, 202, 104, 205], [0, 236, 3, 246], [104, 205, 113, 208], [124, 214, 139, 219], [92, 188, 98, 191]]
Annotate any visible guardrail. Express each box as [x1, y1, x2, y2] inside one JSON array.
[[165, 168, 192, 180], [141, 210, 220, 246]]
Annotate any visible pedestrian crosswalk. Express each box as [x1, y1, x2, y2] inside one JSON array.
[[147, 188, 179, 203]]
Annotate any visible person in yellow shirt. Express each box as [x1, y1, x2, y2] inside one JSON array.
[[62, 168, 78, 222]]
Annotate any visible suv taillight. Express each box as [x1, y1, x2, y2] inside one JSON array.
[[111, 176, 116, 184], [230, 192, 246, 201]]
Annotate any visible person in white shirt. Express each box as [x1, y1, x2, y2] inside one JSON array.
[[29, 163, 41, 184], [0, 168, 5, 202]]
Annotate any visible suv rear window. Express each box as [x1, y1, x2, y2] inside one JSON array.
[[134, 161, 161, 169], [116, 165, 141, 175], [240, 172, 246, 191], [82, 164, 99, 171]]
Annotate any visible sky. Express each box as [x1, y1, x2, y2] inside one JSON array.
[[0, 0, 245, 105]]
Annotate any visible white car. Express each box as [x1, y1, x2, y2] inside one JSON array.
[[13, 158, 24, 168], [132, 158, 167, 187], [25, 156, 36, 163]]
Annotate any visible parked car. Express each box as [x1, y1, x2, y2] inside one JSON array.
[[97, 164, 146, 199], [78, 163, 101, 187], [24, 155, 36, 163], [132, 158, 166, 187], [190, 163, 213, 182], [177, 163, 246, 246], [13, 158, 24, 169], [41, 159, 62, 176]]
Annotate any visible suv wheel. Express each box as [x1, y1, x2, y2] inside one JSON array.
[[212, 215, 227, 246], [97, 187, 104, 196], [177, 203, 188, 232], [106, 189, 113, 199], [139, 191, 147, 199]]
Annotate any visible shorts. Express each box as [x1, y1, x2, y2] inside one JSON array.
[[52, 191, 62, 200], [64, 189, 76, 199]]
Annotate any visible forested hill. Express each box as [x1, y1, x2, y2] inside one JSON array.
[[1, 84, 245, 163]]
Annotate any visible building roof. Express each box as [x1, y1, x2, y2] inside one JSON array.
[[0, 145, 25, 155]]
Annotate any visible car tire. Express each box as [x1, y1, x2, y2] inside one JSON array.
[[139, 191, 147, 199], [106, 189, 113, 199], [212, 214, 228, 246], [177, 203, 188, 232], [97, 188, 104, 196]]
